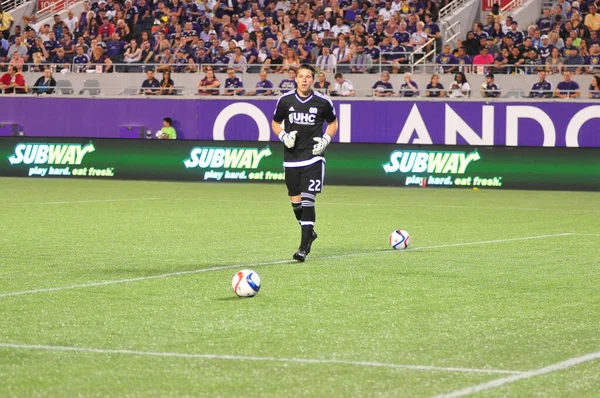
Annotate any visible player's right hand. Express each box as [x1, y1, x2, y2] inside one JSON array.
[[278, 130, 297, 148]]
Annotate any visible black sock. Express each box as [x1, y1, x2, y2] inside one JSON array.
[[291, 201, 302, 223], [299, 193, 316, 249]]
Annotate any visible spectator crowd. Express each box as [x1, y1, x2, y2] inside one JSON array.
[[0, 0, 598, 98]]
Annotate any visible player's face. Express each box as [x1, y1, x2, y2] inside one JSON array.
[[296, 68, 314, 96]]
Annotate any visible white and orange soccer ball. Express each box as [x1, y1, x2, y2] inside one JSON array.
[[390, 229, 411, 250], [232, 270, 261, 297]]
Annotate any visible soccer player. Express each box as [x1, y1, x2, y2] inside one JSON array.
[[272, 64, 338, 262]]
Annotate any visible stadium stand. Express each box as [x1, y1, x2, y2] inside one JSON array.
[[0, 0, 597, 98]]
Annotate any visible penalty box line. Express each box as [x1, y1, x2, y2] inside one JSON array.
[[0, 233, 573, 299], [430, 349, 600, 398], [0, 342, 522, 376]]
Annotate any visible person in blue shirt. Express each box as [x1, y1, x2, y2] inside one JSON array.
[[223, 67, 245, 96], [555, 71, 580, 98], [371, 71, 394, 97], [246, 69, 274, 96], [589, 75, 600, 99], [529, 70, 553, 98], [435, 44, 457, 73]]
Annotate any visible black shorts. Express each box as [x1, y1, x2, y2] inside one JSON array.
[[285, 160, 325, 197]]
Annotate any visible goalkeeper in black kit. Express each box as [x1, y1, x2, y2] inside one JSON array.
[[272, 64, 338, 263]]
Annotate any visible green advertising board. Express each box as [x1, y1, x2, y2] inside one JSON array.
[[1, 138, 599, 191]]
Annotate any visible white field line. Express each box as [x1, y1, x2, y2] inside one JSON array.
[[431, 350, 600, 398], [0, 343, 522, 375], [0, 233, 573, 299]]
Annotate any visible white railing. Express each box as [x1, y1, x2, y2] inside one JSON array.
[[0, 0, 32, 13], [35, 0, 81, 22], [440, 0, 472, 19], [501, 0, 525, 17], [443, 20, 461, 46], [409, 38, 437, 72]]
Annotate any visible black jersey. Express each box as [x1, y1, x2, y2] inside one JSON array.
[[273, 89, 337, 166]]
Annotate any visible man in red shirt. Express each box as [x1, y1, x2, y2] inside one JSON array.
[[0, 66, 27, 94]]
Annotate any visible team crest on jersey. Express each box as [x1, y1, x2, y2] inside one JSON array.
[[309, 107, 318, 114]]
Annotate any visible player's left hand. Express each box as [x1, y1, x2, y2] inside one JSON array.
[[312, 134, 331, 155]]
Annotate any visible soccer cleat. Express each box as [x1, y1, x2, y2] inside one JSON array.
[[293, 249, 307, 262], [306, 230, 318, 254]]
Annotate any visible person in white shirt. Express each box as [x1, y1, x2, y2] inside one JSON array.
[[330, 16, 350, 38], [448, 72, 471, 98], [316, 46, 336, 72], [63, 9, 79, 34], [410, 22, 428, 53], [311, 13, 331, 39], [332, 72, 355, 96], [379, 1, 394, 22]]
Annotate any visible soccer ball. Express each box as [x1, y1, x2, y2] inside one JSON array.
[[232, 269, 261, 297], [390, 229, 410, 250]]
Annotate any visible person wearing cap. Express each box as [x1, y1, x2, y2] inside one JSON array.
[[481, 73, 500, 98], [584, 4, 600, 33], [538, 35, 554, 65], [563, 40, 584, 74], [506, 21, 524, 45]]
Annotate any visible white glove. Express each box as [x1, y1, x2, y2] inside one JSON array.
[[278, 130, 297, 148], [312, 134, 331, 155]]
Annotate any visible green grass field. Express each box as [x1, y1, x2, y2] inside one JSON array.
[[0, 177, 599, 397]]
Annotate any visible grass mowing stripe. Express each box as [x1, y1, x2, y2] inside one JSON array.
[[0, 343, 523, 375], [431, 350, 600, 398], [0, 233, 573, 299], [11, 198, 163, 206]]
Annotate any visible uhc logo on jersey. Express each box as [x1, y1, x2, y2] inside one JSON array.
[[289, 112, 317, 125]]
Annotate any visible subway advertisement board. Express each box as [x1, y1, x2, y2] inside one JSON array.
[[1, 137, 599, 191]]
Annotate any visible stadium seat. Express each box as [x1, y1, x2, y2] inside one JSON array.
[[56, 80, 74, 95], [79, 79, 101, 95], [504, 88, 526, 99], [119, 87, 139, 96]]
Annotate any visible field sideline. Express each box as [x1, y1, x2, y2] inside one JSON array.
[[1, 178, 599, 397]]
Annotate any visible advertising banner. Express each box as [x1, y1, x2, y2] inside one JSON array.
[[2, 137, 599, 191], [0, 97, 599, 147]]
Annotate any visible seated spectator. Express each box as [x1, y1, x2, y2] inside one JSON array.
[[156, 117, 177, 139], [282, 48, 300, 72], [313, 71, 331, 94], [426, 74, 445, 98], [224, 68, 245, 96], [545, 47, 564, 75], [0, 66, 27, 94], [212, 46, 231, 73], [371, 71, 393, 97], [331, 72, 355, 97], [493, 47, 510, 74], [7, 51, 24, 73], [88, 46, 112, 72], [159, 70, 175, 95], [507, 46, 525, 73], [555, 70, 580, 98], [539, 35, 554, 64], [173, 49, 189, 73], [246, 69, 274, 96], [263, 47, 284, 74], [481, 73, 501, 97], [7, 36, 28, 62], [350, 45, 373, 73], [73, 46, 90, 72], [156, 48, 175, 73], [228, 47, 247, 73], [472, 47, 494, 73], [399, 72, 419, 97], [139, 69, 160, 95], [589, 75, 600, 99], [52, 47, 71, 72], [197, 68, 220, 96], [278, 68, 298, 93], [455, 47, 473, 73], [448, 72, 471, 98], [529, 71, 553, 98], [386, 37, 407, 74], [316, 46, 336, 73], [587, 44, 600, 74], [32, 68, 57, 95], [435, 45, 457, 74], [563, 47, 585, 75], [105, 33, 125, 63], [584, 4, 600, 33]]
